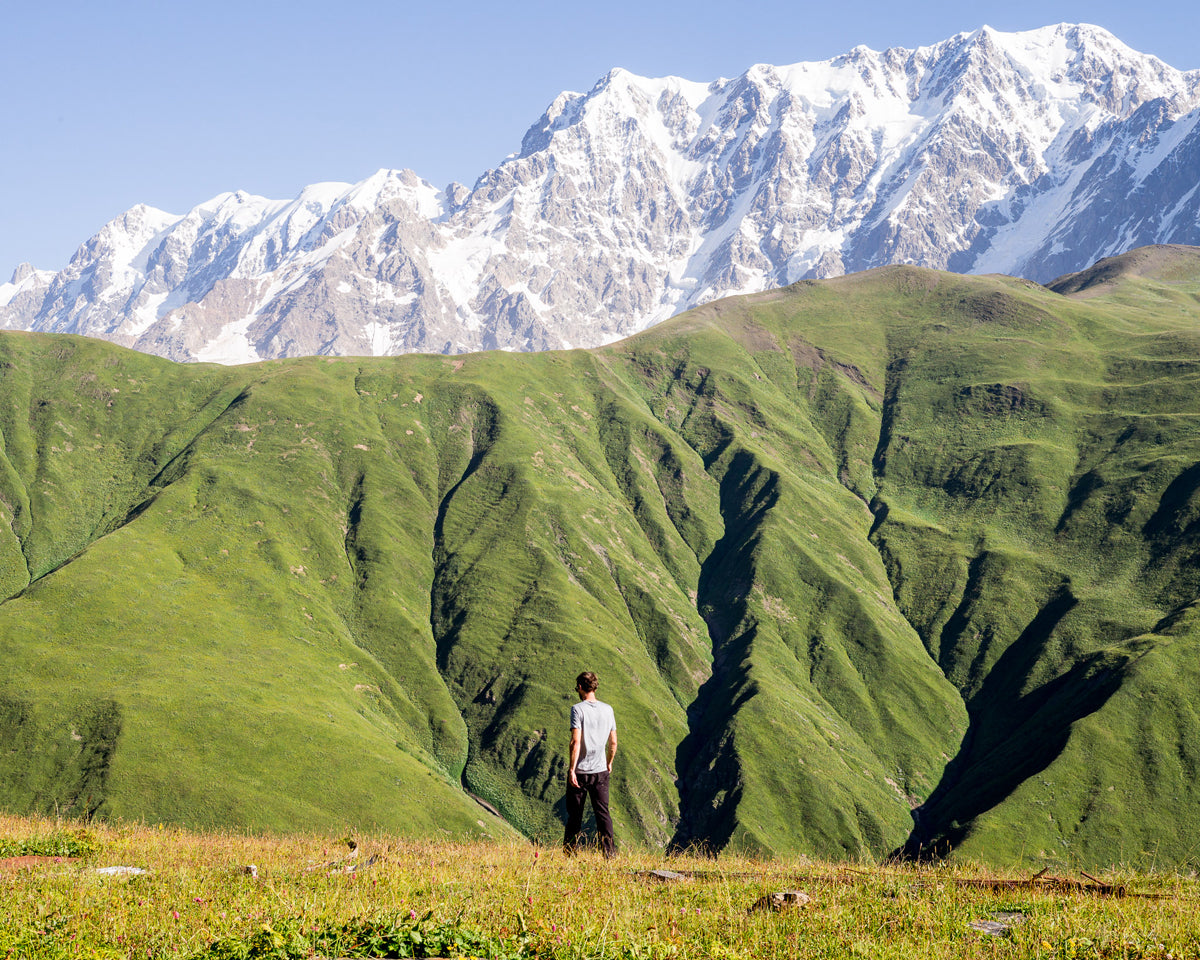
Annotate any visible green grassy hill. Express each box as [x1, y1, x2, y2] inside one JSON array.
[[3, 244, 1200, 868]]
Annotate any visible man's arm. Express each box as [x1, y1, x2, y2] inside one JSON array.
[[568, 728, 581, 788], [606, 728, 618, 772]]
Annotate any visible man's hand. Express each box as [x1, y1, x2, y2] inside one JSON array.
[[569, 768, 579, 788]]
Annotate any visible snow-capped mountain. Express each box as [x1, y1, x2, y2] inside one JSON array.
[[4, 23, 1200, 363]]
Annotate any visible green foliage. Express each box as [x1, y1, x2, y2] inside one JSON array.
[[196, 915, 529, 960], [0, 922, 123, 960], [0, 828, 99, 858], [4, 246, 1200, 866]]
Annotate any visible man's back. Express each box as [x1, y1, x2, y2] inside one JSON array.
[[570, 698, 616, 775]]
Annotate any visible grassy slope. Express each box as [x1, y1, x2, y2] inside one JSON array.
[[860, 250, 1200, 867], [2, 245, 1200, 867]]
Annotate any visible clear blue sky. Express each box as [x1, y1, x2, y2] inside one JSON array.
[[3, 0, 1197, 276]]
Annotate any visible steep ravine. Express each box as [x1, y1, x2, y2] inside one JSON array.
[[863, 330, 1151, 860], [670, 450, 780, 850]]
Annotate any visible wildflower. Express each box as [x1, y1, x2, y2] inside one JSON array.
[[172, 911, 180, 920], [409, 909, 417, 919]]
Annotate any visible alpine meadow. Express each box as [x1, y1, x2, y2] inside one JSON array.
[[4, 244, 1200, 871]]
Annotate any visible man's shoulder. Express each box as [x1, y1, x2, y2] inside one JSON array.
[[572, 699, 615, 717]]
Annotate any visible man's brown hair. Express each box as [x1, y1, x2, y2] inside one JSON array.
[[576, 671, 599, 693]]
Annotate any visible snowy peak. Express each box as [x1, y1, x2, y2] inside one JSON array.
[[5, 23, 1200, 362], [0, 263, 54, 321], [7, 263, 47, 286]]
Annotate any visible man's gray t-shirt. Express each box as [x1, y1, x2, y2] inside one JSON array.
[[570, 699, 616, 775]]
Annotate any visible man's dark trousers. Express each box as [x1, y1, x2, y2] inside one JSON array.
[[564, 770, 615, 857]]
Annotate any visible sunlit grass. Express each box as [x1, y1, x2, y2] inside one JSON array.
[[7, 256, 1200, 866], [2, 814, 1199, 959]]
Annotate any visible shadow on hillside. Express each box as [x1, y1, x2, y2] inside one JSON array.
[[894, 588, 1130, 860], [0, 696, 122, 821], [669, 449, 777, 853]]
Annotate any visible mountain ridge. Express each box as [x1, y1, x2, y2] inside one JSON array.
[[4, 245, 1200, 866], [3, 24, 1200, 363]]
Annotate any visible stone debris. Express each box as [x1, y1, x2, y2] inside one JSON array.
[[968, 920, 1011, 937], [306, 837, 360, 873], [92, 866, 149, 876], [242, 864, 258, 878], [334, 853, 381, 875], [748, 890, 812, 913], [637, 869, 687, 882], [969, 911, 1026, 937]]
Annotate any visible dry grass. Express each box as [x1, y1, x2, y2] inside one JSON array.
[[2, 814, 1200, 958]]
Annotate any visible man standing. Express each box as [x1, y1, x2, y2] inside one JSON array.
[[564, 670, 618, 857]]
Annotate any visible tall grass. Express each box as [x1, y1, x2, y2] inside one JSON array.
[[2, 814, 1198, 959]]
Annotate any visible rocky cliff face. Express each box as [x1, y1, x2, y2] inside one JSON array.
[[4, 23, 1199, 362]]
